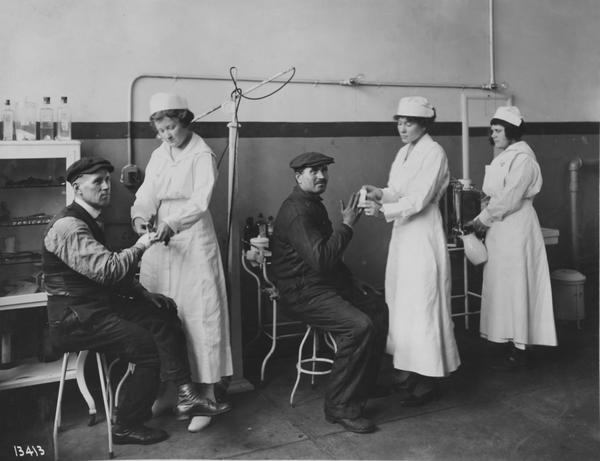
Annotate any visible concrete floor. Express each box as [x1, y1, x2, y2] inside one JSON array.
[[1, 315, 598, 461]]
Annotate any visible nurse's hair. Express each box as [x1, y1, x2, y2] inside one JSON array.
[[489, 118, 525, 142], [150, 109, 195, 128]]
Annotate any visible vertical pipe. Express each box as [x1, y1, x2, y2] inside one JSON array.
[[460, 93, 470, 181], [569, 158, 583, 268], [488, 0, 496, 88]]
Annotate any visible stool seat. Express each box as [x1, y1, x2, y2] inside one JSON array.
[[290, 325, 337, 407]]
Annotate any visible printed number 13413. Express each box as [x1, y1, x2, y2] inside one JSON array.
[[13, 445, 46, 457]]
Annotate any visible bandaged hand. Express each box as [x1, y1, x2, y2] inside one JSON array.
[[134, 232, 157, 251], [359, 199, 382, 217]]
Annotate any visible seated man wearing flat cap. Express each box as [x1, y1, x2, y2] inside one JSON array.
[[43, 157, 230, 445], [271, 152, 389, 433]]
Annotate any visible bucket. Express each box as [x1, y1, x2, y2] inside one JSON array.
[[550, 269, 586, 321]]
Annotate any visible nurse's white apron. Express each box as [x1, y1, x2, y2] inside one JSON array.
[[480, 150, 557, 347]]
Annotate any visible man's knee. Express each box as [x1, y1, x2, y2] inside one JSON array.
[[351, 313, 374, 342]]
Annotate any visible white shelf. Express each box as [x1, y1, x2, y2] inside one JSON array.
[[0, 354, 77, 391]]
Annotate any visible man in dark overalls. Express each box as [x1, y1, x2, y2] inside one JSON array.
[[271, 152, 388, 433], [43, 157, 231, 445]]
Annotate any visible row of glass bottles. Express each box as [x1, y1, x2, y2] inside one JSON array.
[[1, 97, 71, 141]]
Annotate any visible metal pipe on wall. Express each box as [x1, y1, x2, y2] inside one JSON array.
[[488, 0, 496, 89], [127, 74, 499, 165], [568, 156, 599, 268]]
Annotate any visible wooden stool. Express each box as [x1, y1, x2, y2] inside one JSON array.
[[290, 325, 337, 407]]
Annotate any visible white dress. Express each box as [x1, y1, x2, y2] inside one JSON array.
[[476, 141, 557, 347], [131, 133, 233, 382], [380, 134, 461, 377]]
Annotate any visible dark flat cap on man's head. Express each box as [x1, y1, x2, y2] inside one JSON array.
[[66, 157, 114, 183], [289, 152, 335, 170]]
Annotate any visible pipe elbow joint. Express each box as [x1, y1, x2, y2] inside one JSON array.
[[569, 157, 583, 171]]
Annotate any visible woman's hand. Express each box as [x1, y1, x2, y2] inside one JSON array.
[[362, 185, 383, 201], [155, 222, 175, 245], [133, 217, 150, 235], [360, 199, 382, 217], [465, 218, 489, 238]]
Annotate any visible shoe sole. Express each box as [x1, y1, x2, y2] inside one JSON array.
[[113, 433, 169, 445], [175, 405, 232, 420], [325, 416, 376, 434]]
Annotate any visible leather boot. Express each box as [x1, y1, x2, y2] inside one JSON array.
[[175, 383, 232, 419]]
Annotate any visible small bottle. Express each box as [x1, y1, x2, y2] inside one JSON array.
[[243, 217, 255, 250], [1, 100, 14, 141], [56, 96, 71, 140], [266, 215, 274, 238], [39, 96, 54, 140], [256, 213, 267, 238]]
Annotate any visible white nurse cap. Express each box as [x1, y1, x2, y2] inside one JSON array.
[[149, 92, 188, 116], [394, 96, 435, 119], [492, 106, 523, 127]]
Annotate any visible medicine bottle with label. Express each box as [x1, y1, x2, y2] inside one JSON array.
[[56, 96, 71, 140], [39, 96, 54, 140]]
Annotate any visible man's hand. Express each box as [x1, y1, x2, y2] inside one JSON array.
[[134, 232, 158, 251], [362, 185, 383, 201], [353, 277, 383, 296], [142, 291, 177, 313], [155, 222, 175, 245], [340, 192, 362, 228]]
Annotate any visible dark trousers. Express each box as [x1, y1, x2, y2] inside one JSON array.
[[48, 295, 192, 425], [282, 284, 388, 419]]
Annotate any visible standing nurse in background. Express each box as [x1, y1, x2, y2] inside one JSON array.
[[131, 93, 233, 432], [469, 106, 557, 370], [360, 97, 460, 405]]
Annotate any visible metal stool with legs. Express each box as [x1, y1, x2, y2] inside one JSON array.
[[53, 351, 133, 460], [290, 325, 337, 407]]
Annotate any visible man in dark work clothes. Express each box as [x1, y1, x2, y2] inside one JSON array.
[[270, 152, 388, 433], [42, 157, 231, 445]]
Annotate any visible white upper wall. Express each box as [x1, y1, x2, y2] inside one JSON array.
[[1, 0, 598, 124]]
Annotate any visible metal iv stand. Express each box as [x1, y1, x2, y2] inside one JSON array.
[[194, 67, 298, 381]]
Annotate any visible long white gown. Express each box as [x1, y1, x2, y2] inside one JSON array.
[[131, 133, 233, 383], [476, 141, 557, 347], [380, 134, 461, 377]]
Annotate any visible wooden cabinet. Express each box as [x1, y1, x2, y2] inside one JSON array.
[[0, 141, 80, 389]]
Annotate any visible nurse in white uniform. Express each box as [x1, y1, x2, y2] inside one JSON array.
[[469, 106, 557, 370], [361, 97, 460, 405], [131, 93, 233, 431]]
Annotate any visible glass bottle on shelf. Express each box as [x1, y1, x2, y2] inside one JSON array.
[[1, 100, 14, 141], [15, 99, 37, 141], [56, 96, 71, 140], [39, 96, 54, 140], [267, 215, 274, 238]]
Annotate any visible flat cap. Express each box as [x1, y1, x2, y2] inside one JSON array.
[[289, 152, 334, 170], [66, 157, 114, 183]]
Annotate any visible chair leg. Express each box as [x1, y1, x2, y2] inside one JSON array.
[[96, 353, 114, 459], [113, 362, 135, 423], [75, 350, 97, 426], [260, 299, 278, 382], [310, 330, 318, 387], [53, 352, 70, 461], [290, 326, 311, 407]]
